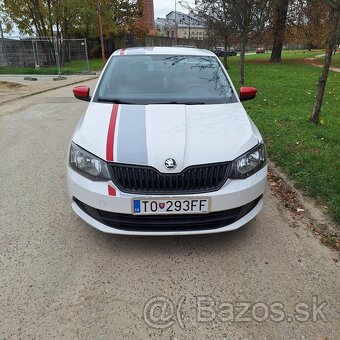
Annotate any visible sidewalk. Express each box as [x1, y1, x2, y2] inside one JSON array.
[[309, 63, 340, 73], [0, 74, 99, 105], [303, 53, 340, 73]]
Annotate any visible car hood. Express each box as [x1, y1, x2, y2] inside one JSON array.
[[73, 102, 261, 173]]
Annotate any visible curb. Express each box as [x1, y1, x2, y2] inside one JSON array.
[[268, 161, 339, 239], [0, 75, 99, 107]]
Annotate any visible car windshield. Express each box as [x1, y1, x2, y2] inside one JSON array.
[[95, 55, 237, 105]]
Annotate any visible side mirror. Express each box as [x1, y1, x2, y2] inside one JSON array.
[[73, 86, 91, 102], [240, 87, 257, 101]]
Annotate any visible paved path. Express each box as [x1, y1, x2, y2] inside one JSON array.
[[304, 53, 340, 73], [0, 74, 98, 105], [309, 63, 340, 73]]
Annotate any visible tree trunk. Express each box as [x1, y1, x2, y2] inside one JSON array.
[[239, 34, 247, 85], [46, 0, 54, 37], [223, 35, 228, 69], [270, 0, 289, 62], [310, 6, 340, 123]]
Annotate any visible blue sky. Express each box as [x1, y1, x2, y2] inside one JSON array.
[[154, 0, 192, 17]]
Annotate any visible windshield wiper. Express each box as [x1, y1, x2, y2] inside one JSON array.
[[179, 101, 206, 105], [150, 101, 207, 105], [97, 97, 137, 104], [97, 98, 208, 105]]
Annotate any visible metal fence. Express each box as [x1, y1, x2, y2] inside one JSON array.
[[0, 37, 90, 75], [88, 34, 210, 58], [0, 35, 211, 74]]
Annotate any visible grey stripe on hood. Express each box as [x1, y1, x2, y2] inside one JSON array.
[[116, 105, 148, 165]]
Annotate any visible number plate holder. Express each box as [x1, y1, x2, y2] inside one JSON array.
[[132, 197, 210, 215]]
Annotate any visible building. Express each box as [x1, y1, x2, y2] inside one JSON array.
[[155, 11, 207, 40], [140, 0, 155, 32], [155, 17, 176, 38]]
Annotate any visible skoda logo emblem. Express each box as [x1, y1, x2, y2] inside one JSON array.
[[164, 158, 177, 170]]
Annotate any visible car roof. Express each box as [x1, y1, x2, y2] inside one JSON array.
[[112, 46, 216, 57]]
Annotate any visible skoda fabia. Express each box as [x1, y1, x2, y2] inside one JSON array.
[[68, 47, 267, 235]]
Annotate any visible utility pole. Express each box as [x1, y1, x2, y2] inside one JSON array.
[[175, 0, 178, 44], [0, 19, 9, 67], [0, 20, 4, 39], [188, 12, 191, 40], [96, 0, 106, 63]]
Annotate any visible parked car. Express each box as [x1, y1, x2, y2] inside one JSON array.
[[227, 47, 237, 56], [213, 48, 225, 57], [68, 47, 267, 235], [256, 47, 266, 54], [213, 47, 237, 57]]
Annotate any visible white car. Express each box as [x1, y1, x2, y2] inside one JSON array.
[[68, 47, 267, 235]]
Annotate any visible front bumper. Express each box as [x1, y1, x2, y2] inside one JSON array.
[[67, 165, 267, 235]]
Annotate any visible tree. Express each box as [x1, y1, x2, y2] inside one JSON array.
[[229, 0, 270, 84], [0, 0, 13, 34], [301, 0, 330, 49], [1, 0, 145, 64], [270, 0, 289, 62], [1, 0, 144, 39], [310, 0, 340, 123], [284, 0, 330, 49], [194, 0, 233, 68]]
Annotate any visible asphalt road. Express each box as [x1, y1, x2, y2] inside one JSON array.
[[0, 81, 339, 339]]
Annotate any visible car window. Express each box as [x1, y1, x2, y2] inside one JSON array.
[[95, 55, 237, 105]]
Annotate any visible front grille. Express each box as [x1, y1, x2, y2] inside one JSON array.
[[108, 162, 231, 194], [73, 195, 262, 232]]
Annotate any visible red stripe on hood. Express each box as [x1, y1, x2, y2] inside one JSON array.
[[106, 104, 119, 196], [106, 104, 119, 161]]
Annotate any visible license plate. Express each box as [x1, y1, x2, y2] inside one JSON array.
[[132, 198, 210, 215]]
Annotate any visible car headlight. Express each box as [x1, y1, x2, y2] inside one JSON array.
[[230, 143, 266, 179], [69, 142, 110, 181]]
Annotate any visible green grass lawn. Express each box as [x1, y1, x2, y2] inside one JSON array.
[[227, 54, 340, 225], [0, 58, 104, 75], [242, 49, 324, 61], [274, 49, 324, 59], [329, 53, 340, 68]]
